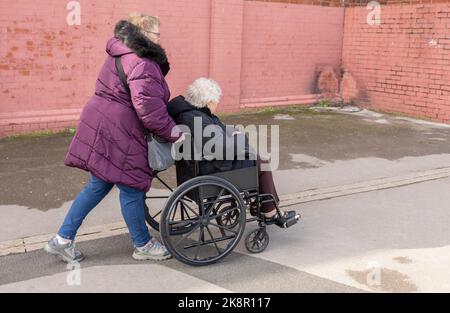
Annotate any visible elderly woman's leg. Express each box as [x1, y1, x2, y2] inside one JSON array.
[[256, 155, 280, 217], [256, 156, 299, 226]]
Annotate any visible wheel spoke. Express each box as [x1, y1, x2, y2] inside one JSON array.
[[151, 210, 162, 220], [181, 202, 192, 220], [181, 196, 196, 204], [208, 222, 238, 235], [209, 206, 239, 220], [180, 199, 199, 218], [174, 223, 201, 248], [168, 218, 198, 227], [206, 188, 225, 213], [181, 203, 185, 221], [205, 225, 222, 256], [198, 187, 205, 216], [258, 232, 265, 242], [194, 226, 204, 260]]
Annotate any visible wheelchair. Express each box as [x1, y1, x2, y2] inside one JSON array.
[[144, 158, 300, 266]]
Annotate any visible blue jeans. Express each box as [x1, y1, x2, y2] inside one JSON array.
[[58, 174, 151, 247]]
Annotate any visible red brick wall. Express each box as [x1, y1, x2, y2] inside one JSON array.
[[2, 0, 450, 137], [0, 0, 345, 137], [251, 0, 343, 6], [0, 0, 212, 137], [251, 0, 450, 7], [241, 1, 344, 104], [342, 0, 450, 5], [342, 3, 450, 123], [209, 0, 245, 113]]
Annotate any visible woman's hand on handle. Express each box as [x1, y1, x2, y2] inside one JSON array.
[[174, 132, 187, 144]]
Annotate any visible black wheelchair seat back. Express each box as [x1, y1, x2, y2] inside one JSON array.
[[175, 160, 258, 195]]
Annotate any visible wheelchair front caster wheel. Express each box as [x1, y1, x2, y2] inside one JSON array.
[[245, 228, 269, 253]]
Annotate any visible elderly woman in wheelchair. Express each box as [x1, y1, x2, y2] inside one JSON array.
[[144, 78, 300, 266]]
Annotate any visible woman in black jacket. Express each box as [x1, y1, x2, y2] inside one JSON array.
[[167, 78, 297, 226]]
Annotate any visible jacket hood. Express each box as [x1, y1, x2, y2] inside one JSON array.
[[111, 20, 168, 65], [106, 37, 133, 57]]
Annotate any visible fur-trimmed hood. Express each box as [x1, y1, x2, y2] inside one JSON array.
[[108, 20, 170, 75]]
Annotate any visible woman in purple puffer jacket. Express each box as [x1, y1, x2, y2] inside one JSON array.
[[44, 13, 184, 263]]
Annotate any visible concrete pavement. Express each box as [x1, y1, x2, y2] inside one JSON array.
[[1, 106, 450, 292], [1, 175, 449, 292]]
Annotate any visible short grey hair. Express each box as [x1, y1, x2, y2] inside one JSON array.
[[184, 78, 222, 108]]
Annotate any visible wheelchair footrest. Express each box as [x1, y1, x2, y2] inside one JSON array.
[[283, 213, 301, 228], [263, 211, 301, 228]]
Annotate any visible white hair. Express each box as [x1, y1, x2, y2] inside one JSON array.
[[184, 78, 222, 108]]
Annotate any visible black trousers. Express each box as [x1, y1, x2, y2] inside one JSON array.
[[256, 155, 280, 213]]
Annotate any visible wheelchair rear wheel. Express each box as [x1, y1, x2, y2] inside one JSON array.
[[160, 176, 246, 266], [144, 194, 198, 235]]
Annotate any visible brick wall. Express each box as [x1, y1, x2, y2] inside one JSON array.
[[209, 0, 245, 113], [250, 0, 343, 6], [343, 1, 450, 5], [0, 0, 212, 137], [250, 0, 450, 6], [4, 0, 448, 137], [0, 0, 344, 136], [342, 2, 450, 123], [241, 1, 344, 107]]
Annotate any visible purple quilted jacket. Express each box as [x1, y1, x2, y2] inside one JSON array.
[[64, 21, 181, 192]]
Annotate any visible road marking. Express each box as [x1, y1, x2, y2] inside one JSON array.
[[2, 167, 450, 258]]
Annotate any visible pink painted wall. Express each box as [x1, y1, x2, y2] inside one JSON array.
[[209, 0, 245, 113], [0, 0, 212, 136], [342, 3, 450, 123], [0, 0, 345, 137], [241, 1, 344, 100]]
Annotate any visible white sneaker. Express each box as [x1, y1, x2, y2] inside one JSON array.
[[132, 238, 172, 261], [44, 236, 84, 263]]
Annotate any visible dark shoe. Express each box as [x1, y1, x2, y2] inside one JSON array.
[[265, 210, 300, 228]]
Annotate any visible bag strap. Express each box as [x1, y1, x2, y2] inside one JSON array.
[[115, 57, 161, 140], [115, 56, 149, 138], [115, 57, 131, 97]]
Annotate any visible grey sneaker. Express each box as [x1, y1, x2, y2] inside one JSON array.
[[132, 238, 172, 261], [44, 236, 84, 263]]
